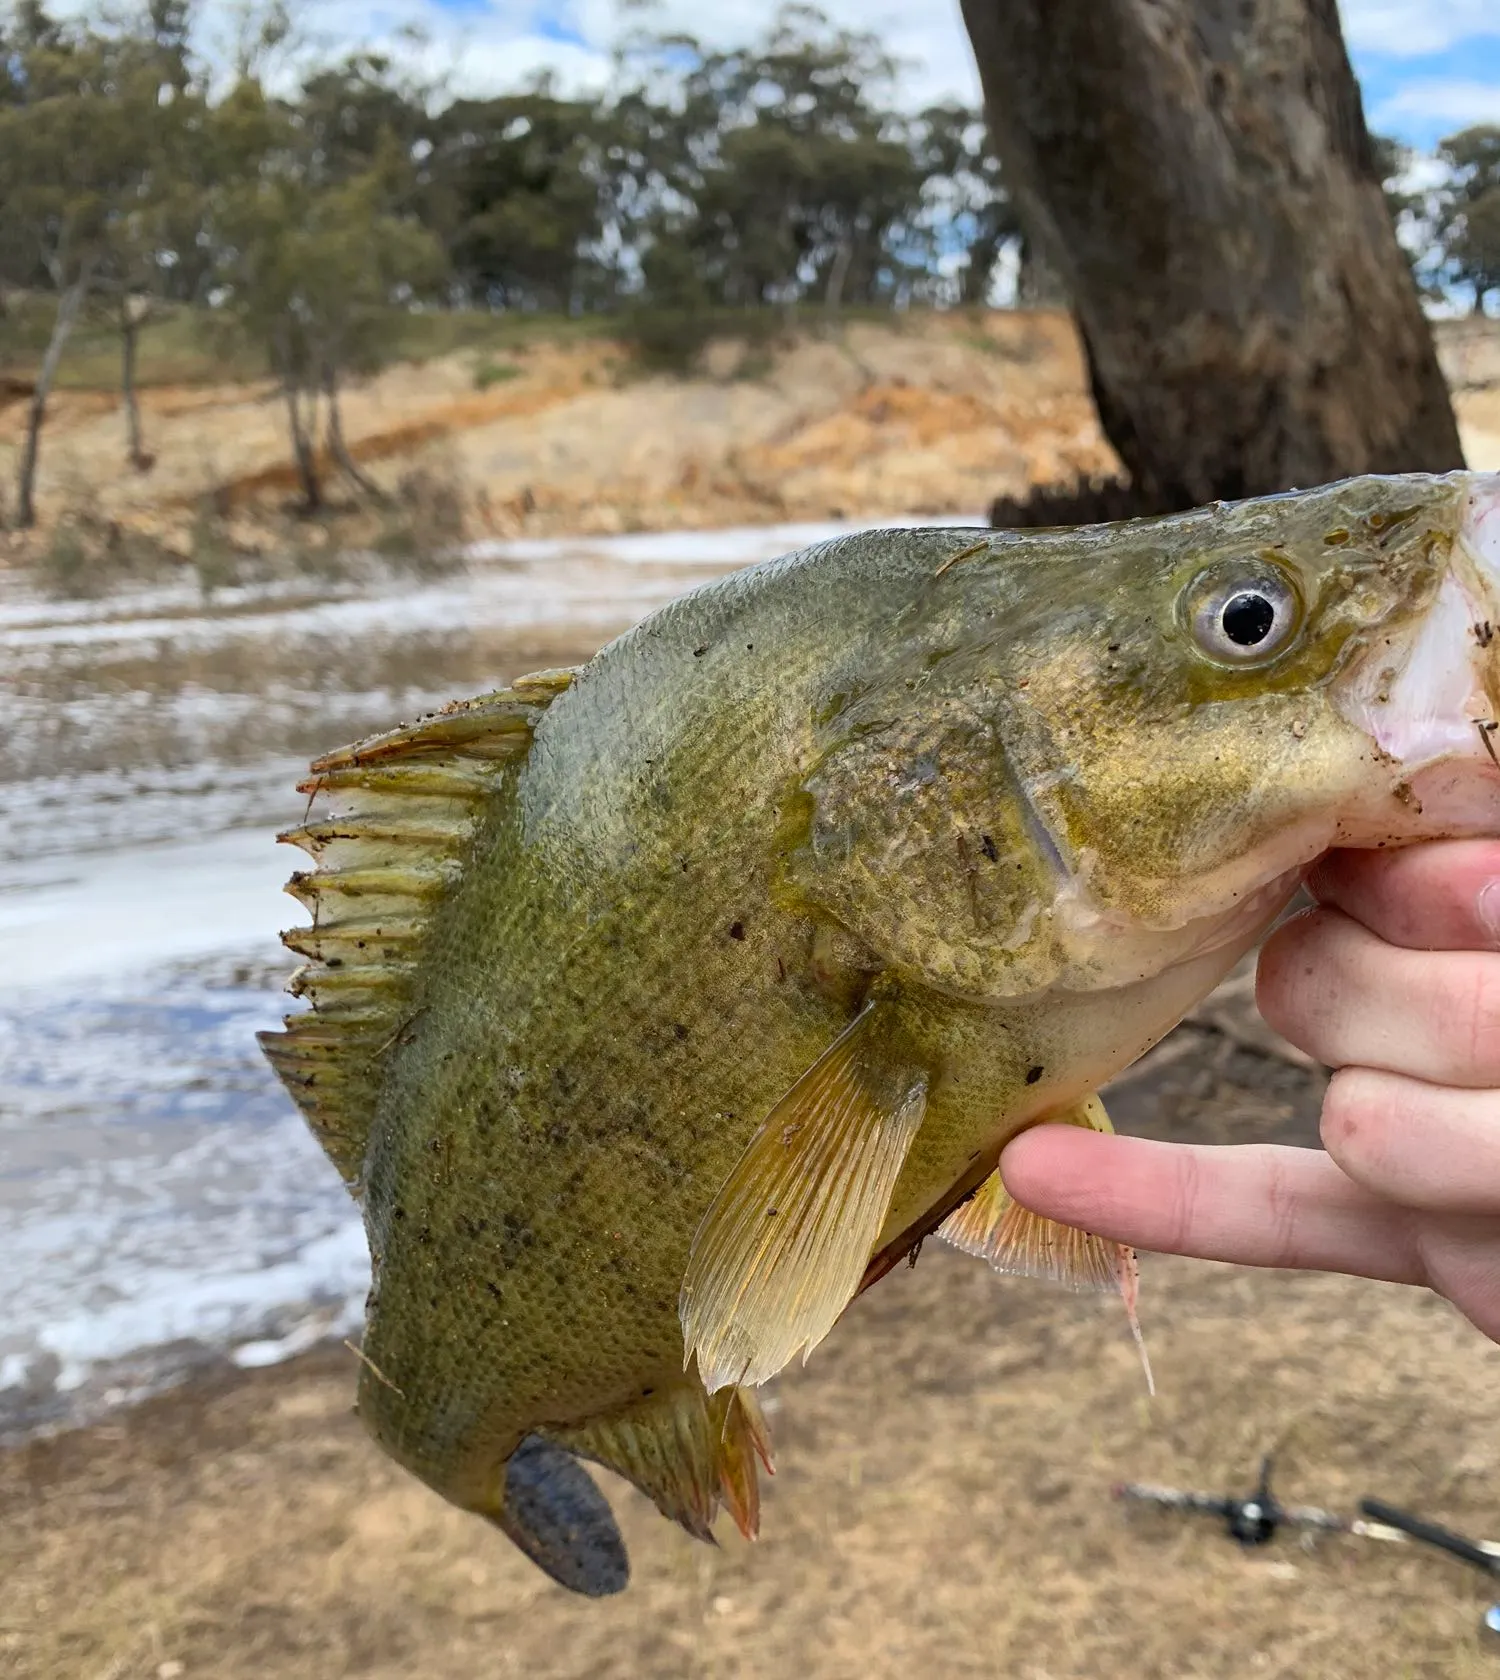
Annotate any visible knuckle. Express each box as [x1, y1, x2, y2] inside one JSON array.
[[1165, 1147, 1202, 1252], [1441, 959, 1500, 1077], [1259, 1150, 1302, 1266]]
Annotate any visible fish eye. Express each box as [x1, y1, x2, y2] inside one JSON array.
[[1181, 561, 1303, 666]]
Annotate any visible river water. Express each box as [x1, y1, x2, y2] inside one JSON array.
[[0, 516, 976, 1438]]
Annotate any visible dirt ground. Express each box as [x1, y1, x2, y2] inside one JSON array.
[[0, 312, 1116, 560], [5, 310, 1498, 571], [6, 992, 1500, 1680]]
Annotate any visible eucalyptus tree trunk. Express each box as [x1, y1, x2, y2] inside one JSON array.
[[271, 325, 322, 515], [959, 0, 1464, 508], [323, 363, 388, 504], [120, 296, 151, 473], [14, 261, 95, 529]]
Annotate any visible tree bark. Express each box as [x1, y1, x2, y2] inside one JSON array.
[[283, 381, 321, 514], [959, 0, 1464, 507], [323, 363, 388, 503], [824, 238, 853, 315], [120, 299, 149, 473], [15, 262, 94, 530]]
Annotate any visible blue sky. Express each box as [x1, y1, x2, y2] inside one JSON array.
[[1351, 27, 1500, 148], [218, 0, 1500, 153]]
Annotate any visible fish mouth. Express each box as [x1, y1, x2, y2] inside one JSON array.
[[1334, 473, 1500, 804]]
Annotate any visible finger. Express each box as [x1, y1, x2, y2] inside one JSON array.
[[998, 1126, 1423, 1284], [1307, 841, 1500, 952], [1413, 1219, 1500, 1345], [1257, 907, 1500, 1087], [1320, 1066, 1500, 1214]]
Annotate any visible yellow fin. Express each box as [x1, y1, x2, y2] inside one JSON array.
[[257, 669, 576, 1189], [551, 1383, 772, 1543], [938, 1094, 1153, 1394], [680, 1001, 927, 1392]]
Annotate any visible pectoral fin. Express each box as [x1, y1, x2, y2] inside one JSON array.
[[939, 1094, 1153, 1392], [681, 1000, 927, 1393]]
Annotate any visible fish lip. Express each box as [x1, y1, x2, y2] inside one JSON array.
[[1459, 474, 1500, 629], [1333, 473, 1500, 771]]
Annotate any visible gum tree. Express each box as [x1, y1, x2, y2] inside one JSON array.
[[959, 0, 1464, 510]]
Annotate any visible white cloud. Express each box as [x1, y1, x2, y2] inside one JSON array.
[[186, 0, 983, 108], [1339, 0, 1500, 58], [558, 0, 981, 104], [1373, 77, 1500, 128], [58, 0, 1499, 140]]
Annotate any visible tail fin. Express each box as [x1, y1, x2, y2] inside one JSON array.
[[493, 1435, 630, 1598]]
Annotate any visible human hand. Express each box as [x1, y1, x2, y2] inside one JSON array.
[[999, 841, 1500, 1343]]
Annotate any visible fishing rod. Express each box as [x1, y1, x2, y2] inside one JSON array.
[[1114, 1456, 1500, 1640]]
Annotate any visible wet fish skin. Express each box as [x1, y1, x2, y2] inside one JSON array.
[[263, 470, 1500, 1588]]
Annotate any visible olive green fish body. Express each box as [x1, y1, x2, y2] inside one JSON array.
[[263, 471, 1500, 1592]]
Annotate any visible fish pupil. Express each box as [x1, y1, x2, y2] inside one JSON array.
[[1221, 591, 1276, 646]]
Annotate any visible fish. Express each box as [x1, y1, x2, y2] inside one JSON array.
[[261, 470, 1500, 1596]]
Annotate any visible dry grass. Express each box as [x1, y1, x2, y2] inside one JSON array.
[[4, 1030, 1500, 1680]]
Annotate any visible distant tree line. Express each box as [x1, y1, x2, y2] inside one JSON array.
[[0, 0, 1495, 528]]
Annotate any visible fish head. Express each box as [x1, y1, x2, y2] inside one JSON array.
[[788, 472, 1500, 998]]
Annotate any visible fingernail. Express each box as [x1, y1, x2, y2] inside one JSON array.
[[1479, 880, 1500, 944]]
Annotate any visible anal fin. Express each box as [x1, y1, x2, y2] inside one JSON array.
[[680, 999, 927, 1392], [939, 1094, 1153, 1392], [550, 1382, 773, 1544]]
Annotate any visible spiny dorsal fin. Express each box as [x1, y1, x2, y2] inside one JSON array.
[[258, 668, 576, 1190]]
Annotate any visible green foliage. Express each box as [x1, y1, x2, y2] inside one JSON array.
[[616, 305, 788, 376], [428, 89, 612, 310], [14, 0, 1499, 503], [201, 72, 449, 508], [606, 7, 942, 312], [0, 2, 213, 519], [35, 515, 93, 596], [0, 0, 1021, 451], [33, 507, 181, 597], [1435, 126, 1500, 312], [472, 356, 522, 389]]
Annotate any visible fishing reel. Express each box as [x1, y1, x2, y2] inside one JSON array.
[[1115, 1455, 1500, 1642]]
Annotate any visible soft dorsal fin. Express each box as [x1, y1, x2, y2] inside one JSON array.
[[258, 668, 576, 1190]]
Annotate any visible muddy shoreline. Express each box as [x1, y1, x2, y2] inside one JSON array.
[[10, 1020, 1500, 1679]]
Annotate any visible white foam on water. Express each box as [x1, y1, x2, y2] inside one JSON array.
[[3, 515, 982, 659], [0, 828, 294, 994], [0, 955, 366, 1435]]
